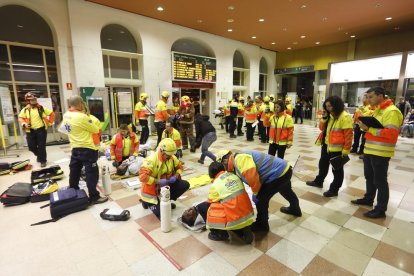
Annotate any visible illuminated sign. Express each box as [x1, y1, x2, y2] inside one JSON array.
[[172, 52, 216, 83]]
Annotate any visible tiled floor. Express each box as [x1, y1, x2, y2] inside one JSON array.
[[1, 121, 414, 275]]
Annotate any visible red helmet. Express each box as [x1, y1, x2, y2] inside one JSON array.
[[25, 92, 36, 101]]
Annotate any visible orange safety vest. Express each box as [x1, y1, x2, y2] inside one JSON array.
[[135, 101, 150, 121], [237, 103, 245, 117], [223, 103, 231, 117], [18, 104, 55, 133], [154, 99, 169, 122], [264, 112, 294, 145], [162, 128, 182, 149], [286, 104, 293, 116], [316, 111, 353, 153], [260, 104, 273, 121], [207, 171, 254, 230], [244, 106, 258, 123], [110, 132, 139, 162]]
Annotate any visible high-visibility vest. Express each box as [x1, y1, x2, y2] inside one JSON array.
[[364, 99, 403, 157], [139, 151, 183, 204], [237, 103, 245, 117], [264, 112, 294, 145], [207, 171, 254, 230], [110, 132, 139, 161], [318, 111, 353, 154], [223, 104, 231, 117], [154, 99, 169, 122], [286, 104, 293, 115], [18, 104, 55, 132], [260, 103, 274, 121], [244, 106, 258, 123], [134, 101, 150, 121], [62, 109, 100, 150], [162, 128, 182, 149]]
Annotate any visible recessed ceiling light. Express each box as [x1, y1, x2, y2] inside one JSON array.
[[345, 32, 349, 35], [157, 6, 164, 11], [252, 36, 256, 39], [120, 30, 125, 34], [385, 17, 392, 21], [375, 3, 382, 8], [282, 27, 287, 31], [228, 29, 233, 32], [259, 18, 265, 22], [287, 47, 292, 50], [300, 35, 306, 39], [271, 42, 276, 45], [197, 19, 203, 23], [301, 5, 307, 9], [17, 25, 24, 28], [107, 38, 112, 41], [338, 26, 343, 31], [350, 35, 356, 38], [394, 26, 400, 30], [315, 41, 320, 44], [322, 17, 328, 22], [228, 5, 235, 10], [227, 18, 234, 23], [293, 42, 298, 45]]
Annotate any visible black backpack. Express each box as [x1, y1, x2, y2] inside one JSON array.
[[0, 182, 32, 206]]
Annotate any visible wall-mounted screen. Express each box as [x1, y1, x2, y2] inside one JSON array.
[[172, 52, 216, 83], [87, 96, 105, 122]]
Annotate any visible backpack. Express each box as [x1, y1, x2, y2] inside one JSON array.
[[31, 165, 64, 183], [0, 160, 32, 176], [31, 187, 89, 226], [30, 180, 59, 203], [0, 182, 32, 206]]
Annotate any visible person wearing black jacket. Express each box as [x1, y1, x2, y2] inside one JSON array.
[[228, 100, 239, 138], [195, 114, 217, 164]]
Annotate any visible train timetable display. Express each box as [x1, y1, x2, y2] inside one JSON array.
[[172, 52, 217, 82]]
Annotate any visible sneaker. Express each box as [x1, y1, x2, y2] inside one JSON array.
[[40, 162, 47, 168], [141, 200, 149, 209], [251, 221, 269, 232], [90, 196, 108, 205], [350, 198, 373, 207], [363, 209, 386, 219], [233, 227, 254, 244], [323, 190, 338, 197], [306, 181, 323, 188], [359, 155, 364, 160], [190, 147, 196, 153], [197, 159, 204, 164], [280, 206, 302, 217], [208, 230, 229, 241]]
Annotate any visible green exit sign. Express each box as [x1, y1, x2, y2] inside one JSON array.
[[274, 65, 314, 74]]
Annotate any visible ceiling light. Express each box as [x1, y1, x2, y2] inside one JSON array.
[[17, 25, 24, 28], [301, 5, 307, 9], [228, 5, 235, 10], [282, 27, 287, 31], [350, 35, 356, 38], [300, 35, 306, 39], [287, 47, 292, 50], [197, 19, 203, 23], [228, 29, 233, 32], [259, 18, 264, 22], [293, 42, 298, 45], [315, 42, 320, 44], [157, 6, 164, 11], [385, 17, 392, 21], [227, 19, 234, 23], [120, 30, 125, 34], [375, 3, 382, 8], [107, 38, 112, 41], [252, 36, 256, 39], [322, 17, 328, 22], [338, 26, 343, 31], [271, 42, 276, 45], [394, 26, 400, 30]]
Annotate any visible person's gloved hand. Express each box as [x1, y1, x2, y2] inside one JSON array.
[[252, 195, 259, 205], [168, 175, 177, 184], [159, 178, 169, 187]]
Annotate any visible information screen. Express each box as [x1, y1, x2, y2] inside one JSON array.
[[172, 52, 217, 83]]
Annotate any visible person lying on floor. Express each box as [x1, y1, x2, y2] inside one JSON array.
[[181, 162, 254, 243]]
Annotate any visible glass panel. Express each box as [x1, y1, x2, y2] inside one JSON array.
[[131, 58, 139, 79], [109, 56, 130, 79], [0, 44, 11, 81], [103, 55, 109, 78], [11, 46, 46, 82], [233, 70, 241, 85], [50, 85, 62, 126], [259, 74, 266, 91], [45, 49, 58, 83]]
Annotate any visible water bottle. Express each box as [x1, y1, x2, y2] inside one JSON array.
[[160, 186, 172, 232], [102, 165, 111, 195]]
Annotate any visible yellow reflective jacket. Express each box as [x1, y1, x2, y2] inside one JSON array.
[[62, 109, 100, 150]]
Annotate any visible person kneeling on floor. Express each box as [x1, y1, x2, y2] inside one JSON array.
[[161, 119, 183, 159], [182, 162, 254, 243], [216, 150, 302, 232], [110, 124, 140, 175], [139, 138, 189, 218]]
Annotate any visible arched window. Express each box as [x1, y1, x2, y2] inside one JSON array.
[[233, 50, 248, 87], [259, 57, 268, 94]]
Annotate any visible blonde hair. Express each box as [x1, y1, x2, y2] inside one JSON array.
[[68, 95, 88, 113]]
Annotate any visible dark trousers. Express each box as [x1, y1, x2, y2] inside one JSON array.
[[260, 124, 269, 143], [139, 119, 149, 144], [352, 125, 366, 154], [196, 201, 211, 222], [258, 121, 264, 139], [26, 127, 47, 162], [268, 143, 287, 159], [314, 144, 344, 192], [200, 132, 217, 162], [295, 110, 303, 124], [69, 148, 100, 201], [154, 121, 165, 147], [148, 179, 190, 218], [180, 123, 195, 149], [237, 117, 244, 134], [228, 116, 236, 136], [225, 116, 230, 132], [246, 123, 255, 140], [363, 154, 390, 212], [256, 168, 299, 224]]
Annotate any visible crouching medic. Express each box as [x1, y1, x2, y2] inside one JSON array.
[[110, 124, 139, 175], [139, 138, 190, 218]]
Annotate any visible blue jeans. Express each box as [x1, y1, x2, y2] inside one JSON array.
[[200, 132, 217, 162]]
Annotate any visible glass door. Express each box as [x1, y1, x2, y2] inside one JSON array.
[[108, 86, 138, 132]]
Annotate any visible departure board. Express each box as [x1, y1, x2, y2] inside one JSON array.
[[172, 52, 217, 83]]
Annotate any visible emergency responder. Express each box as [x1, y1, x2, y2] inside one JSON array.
[[184, 162, 254, 243], [352, 87, 403, 218], [178, 95, 196, 152], [306, 95, 353, 197], [223, 98, 232, 133], [154, 91, 170, 147], [255, 96, 263, 137], [269, 94, 276, 103], [237, 96, 245, 136], [350, 94, 371, 154], [110, 124, 139, 175], [170, 97, 181, 129], [244, 98, 258, 141], [263, 99, 294, 159], [18, 92, 55, 167], [259, 96, 274, 143], [139, 138, 190, 218], [161, 119, 183, 159], [285, 97, 293, 116], [134, 92, 150, 144], [228, 98, 239, 138], [216, 150, 302, 232], [62, 95, 108, 204]]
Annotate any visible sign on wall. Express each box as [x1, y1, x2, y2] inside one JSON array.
[[172, 52, 217, 83], [0, 86, 14, 123]]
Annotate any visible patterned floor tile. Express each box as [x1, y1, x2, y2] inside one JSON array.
[[353, 207, 392, 227], [253, 231, 282, 253], [373, 242, 414, 275], [343, 217, 387, 241], [135, 214, 160, 232], [300, 191, 330, 205], [332, 228, 379, 257], [240, 254, 298, 276], [115, 194, 141, 209], [301, 256, 354, 276], [382, 218, 414, 254], [313, 206, 352, 226], [363, 258, 411, 276], [165, 235, 211, 269]]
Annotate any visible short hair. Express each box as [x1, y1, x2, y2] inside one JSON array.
[[166, 118, 174, 125], [208, 161, 225, 179], [275, 100, 286, 111], [366, 86, 385, 96], [323, 95, 344, 115], [181, 208, 196, 227], [119, 124, 129, 131]]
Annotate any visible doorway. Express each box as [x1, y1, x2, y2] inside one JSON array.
[[106, 86, 139, 132], [172, 89, 210, 116]]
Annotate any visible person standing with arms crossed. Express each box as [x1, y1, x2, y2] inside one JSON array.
[[19, 92, 55, 168], [351, 87, 403, 218]]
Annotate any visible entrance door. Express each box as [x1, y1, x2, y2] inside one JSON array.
[[172, 88, 210, 115], [107, 86, 139, 132]]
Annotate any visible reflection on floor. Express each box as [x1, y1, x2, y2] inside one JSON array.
[[1, 122, 413, 275]]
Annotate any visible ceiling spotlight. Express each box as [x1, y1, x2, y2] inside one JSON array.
[[227, 18, 234, 23], [375, 3, 382, 8], [271, 42, 276, 45], [17, 24, 24, 28], [394, 26, 400, 30], [197, 19, 203, 23], [322, 17, 328, 22], [337, 26, 343, 31], [282, 27, 287, 31], [300, 35, 306, 39], [107, 38, 112, 41], [252, 36, 256, 39], [385, 17, 392, 21], [301, 5, 307, 9], [350, 35, 356, 38], [228, 29, 233, 32], [157, 6, 164, 11], [120, 30, 125, 34], [228, 5, 235, 10], [315, 41, 320, 44], [259, 18, 265, 22], [287, 47, 292, 50], [293, 42, 298, 45]]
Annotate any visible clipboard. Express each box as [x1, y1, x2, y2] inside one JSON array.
[[329, 155, 350, 170], [358, 116, 384, 129]]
